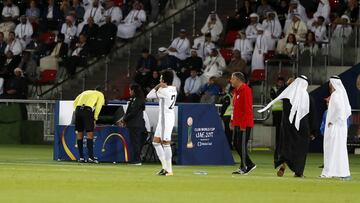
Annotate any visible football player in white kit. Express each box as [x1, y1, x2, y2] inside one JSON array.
[[147, 70, 177, 176]]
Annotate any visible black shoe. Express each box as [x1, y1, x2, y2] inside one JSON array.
[[319, 165, 324, 168], [243, 165, 257, 175], [294, 174, 304, 178], [87, 158, 99, 164], [157, 169, 166, 176], [232, 168, 245, 175], [78, 158, 85, 163]]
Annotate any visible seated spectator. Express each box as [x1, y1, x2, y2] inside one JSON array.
[[277, 0, 289, 28], [201, 48, 226, 85], [103, 0, 123, 25], [0, 32, 7, 64], [233, 30, 253, 62], [15, 15, 34, 48], [40, 33, 68, 73], [144, 70, 159, 93], [1, 0, 20, 22], [285, 13, 308, 41], [183, 68, 202, 103], [312, 0, 330, 24], [26, 0, 40, 24], [308, 16, 328, 43], [226, 0, 254, 32], [0, 51, 21, 78], [0, 68, 28, 99], [80, 17, 99, 50], [246, 13, 261, 44], [344, 0, 359, 23], [178, 48, 203, 84], [60, 0, 72, 18], [200, 11, 223, 42], [193, 32, 215, 60], [97, 15, 118, 55], [226, 49, 247, 75], [262, 11, 282, 51], [18, 51, 38, 81], [200, 76, 220, 104], [5, 32, 23, 57], [134, 48, 157, 85], [157, 47, 180, 71], [41, 0, 62, 31], [300, 31, 319, 55], [77, 0, 104, 36], [61, 15, 77, 47], [64, 33, 90, 76], [257, 0, 273, 21], [117, 0, 146, 39], [71, 0, 85, 24], [168, 29, 190, 61], [284, 0, 308, 32], [276, 33, 297, 58], [251, 26, 268, 72]]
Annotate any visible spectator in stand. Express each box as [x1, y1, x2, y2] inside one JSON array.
[[117, 0, 146, 39], [80, 17, 99, 51], [61, 15, 77, 47], [1, 0, 20, 22], [134, 48, 157, 85], [257, 0, 273, 21], [0, 51, 21, 78], [26, 0, 40, 24], [285, 13, 308, 41], [330, 15, 353, 60], [0, 32, 7, 64], [246, 13, 261, 44], [148, 0, 160, 27], [183, 68, 202, 103], [233, 30, 253, 63], [71, 0, 85, 24], [60, 0, 72, 18], [157, 47, 180, 71], [97, 15, 117, 55], [277, 0, 289, 28], [179, 48, 203, 84], [15, 15, 34, 48], [193, 32, 215, 60], [77, 0, 104, 36], [225, 49, 247, 76], [312, 0, 330, 24], [251, 26, 268, 72], [144, 70, 160, 93], [200, 11, 223, 42], [308, 16, 328, 43], [64, 33, 90, 76], [41, 0, 62, 31], [5, 32, 23, 57], [201, 48, 226, 85], [226, 0, 254, 32], [300, 31, 319, 55], [284, 0, 308, 32], [0, 68, 28, 99], [276, 33, 297, 58], [262, 11, 282, 51], [103, 0, 123, 26], [200, 76, 220, 104], [168, 29, 190, 61], [344, 0, 359, 23]]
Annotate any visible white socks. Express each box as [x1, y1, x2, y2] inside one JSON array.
[[153, 142, 173, 173], [163, 144, 173, 173], [153, 142, 166, 170]]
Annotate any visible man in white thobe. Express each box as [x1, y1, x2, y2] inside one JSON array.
[[246, 13, 261, 44], [200, 11, 223, 42], [193, 33, 216, 60], [309, 16, 328, 43], [102, 0, 122, 25], [285, 13, 308, 41], [4, 31, 23, 56], [168, 29, 190, 61], [117, 1, 146, 39], [262, 12, 282, 51], [15, 16, 33, 48], [321, 76, 351, 179], [233, 31, 253, 63], [251, 26, 268, 71], [200, 48, 226, 85]]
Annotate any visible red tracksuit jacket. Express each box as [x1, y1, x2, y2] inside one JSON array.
[[231, 84, 254, 128]]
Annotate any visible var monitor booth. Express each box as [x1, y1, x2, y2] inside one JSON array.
[[54, 101, 234, 165]]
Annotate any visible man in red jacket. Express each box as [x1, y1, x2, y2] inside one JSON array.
[[230, 72, 256, 175]]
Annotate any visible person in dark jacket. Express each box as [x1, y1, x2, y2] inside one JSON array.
[[97, 16, 117, 55], [118, 83, 147, 165], [64, 34, 90, 76]]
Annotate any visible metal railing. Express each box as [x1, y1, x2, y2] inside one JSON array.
[[0, 99, 56, 140]]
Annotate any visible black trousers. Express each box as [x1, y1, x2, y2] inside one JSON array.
[[129, 127, 147, 163], [272, 111, 282, 168], [222, 116, 233, 150], [233, 126, 254, 170]]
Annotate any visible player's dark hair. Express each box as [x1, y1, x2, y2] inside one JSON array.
[[161, 70, 174, 85]]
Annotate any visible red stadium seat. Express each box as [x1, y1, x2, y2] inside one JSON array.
[[264, 50, 276, 60], [224, 30, 239, 46], [114, 0, 124, 7], [250, 69, 265, 82], [329, 0, 341, 11], [39, 32, 56, 44], [219, 48, 233, 63], [31, 70, 57, 96]]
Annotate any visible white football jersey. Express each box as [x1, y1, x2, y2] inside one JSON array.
[[147, 86, 177, 115]]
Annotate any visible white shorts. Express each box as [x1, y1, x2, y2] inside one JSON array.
[[154, 116, 174, 142]]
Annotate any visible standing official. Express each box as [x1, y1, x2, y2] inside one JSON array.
[[73, 90, 105, 163], [230, 72, 256, 175]]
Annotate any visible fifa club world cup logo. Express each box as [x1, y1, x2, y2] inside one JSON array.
[[186, 117, 194, 149]]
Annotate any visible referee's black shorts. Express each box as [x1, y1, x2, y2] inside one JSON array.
[[75, 106, 94, 132]]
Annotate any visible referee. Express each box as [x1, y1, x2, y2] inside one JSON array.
[[73, 90, 105, 163]]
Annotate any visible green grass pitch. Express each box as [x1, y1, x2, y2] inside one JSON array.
[[0, 145, 359, 203]]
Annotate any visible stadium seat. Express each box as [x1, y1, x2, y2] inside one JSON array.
[[219, 48, 233, 63], [250, 69, 265, 82], [31, 70, 58, 96], [224, 30, 238, 46], [264, 50, 276, 61]]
